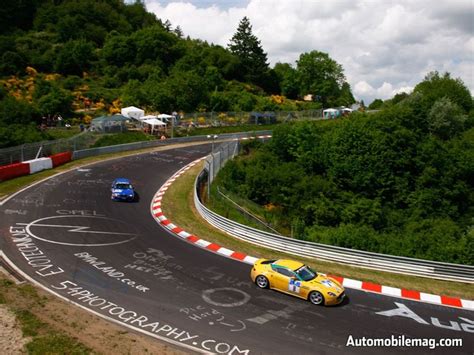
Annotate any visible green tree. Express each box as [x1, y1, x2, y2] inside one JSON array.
[[296, 50, 346, 107], [37, 87, 73, 116], [0, 0, 38, 34], [54, 39, 96, 76], [174, 26, 184, 38], [131, 25, 181, 68], [0, 96, 37, 125], [427, 97, 467, 140], [14, 31, 57, 72], [34, 0, 134, 46], [274, 62, 298, 99], [102, 33, 136, 67], [368, 98, 384, 110], [414, 71, 473, 113], [0, 124, 47, 148], [0, 51, 26, 75], [337, 82, 355, 107], [228, 17, 269, 88], [122, 1, 159, 30], [392, 92, 409, 105]]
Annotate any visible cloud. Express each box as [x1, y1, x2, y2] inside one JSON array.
[[354, 81, 413, 103], [145, 0, 473, 104]]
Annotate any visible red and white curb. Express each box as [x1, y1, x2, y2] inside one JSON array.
[[151, 158, 474, 311]]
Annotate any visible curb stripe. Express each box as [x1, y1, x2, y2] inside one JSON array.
[[401, 289, 421, 300], [343, 279, 363, 289], [187, 235, 199, 243], [362, 282, 382, 293], [178, 231, 191, 238], [441, 296, 462, 308], [206, 243, 221, 252], [461, 300, 474, 309], [231, 252, 247, 261], [195, 239, 211, 248], [166, 223, 177, 230], [216, 247, 234, 257], [381, 286, 402, 298], [420, 293, 441, 304], [150, 156, 472, 311]]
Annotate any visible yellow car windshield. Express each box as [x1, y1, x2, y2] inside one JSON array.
[[296, 265, 317, 281]]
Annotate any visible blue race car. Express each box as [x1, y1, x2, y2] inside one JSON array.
[[111, 178, 135, 201]]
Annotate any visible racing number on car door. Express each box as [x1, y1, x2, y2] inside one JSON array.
[[288, 279, 301, 294], [273, 267, 300, 294]]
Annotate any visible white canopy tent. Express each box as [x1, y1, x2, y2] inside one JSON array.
[[323, 108, 339, 118], [139, 114, 158, 121], [157, 113, 174, 124], [142, 117, 166, 134], [121, 106, 144, 120], [157, 113, 173, 119]]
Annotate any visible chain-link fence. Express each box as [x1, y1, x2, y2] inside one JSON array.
[[203, 139, 240, 184], [179, 109, 323, 127], [200, 134, 277, 232], [0, 131, 99, 166], [0, 108, 322, 167]]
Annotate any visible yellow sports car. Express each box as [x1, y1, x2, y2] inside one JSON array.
[[250, 259, 345, 306]]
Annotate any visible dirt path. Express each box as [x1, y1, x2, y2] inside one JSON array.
[[0, 305, 29, 354]]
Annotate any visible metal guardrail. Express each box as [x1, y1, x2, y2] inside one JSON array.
[[194, 166, 474, 284], [72, 131, 272, 160], [216, 186, 281, 234], [37, 126, 472, 283]]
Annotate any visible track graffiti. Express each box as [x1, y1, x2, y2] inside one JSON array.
[[52, 280, 251, 354]]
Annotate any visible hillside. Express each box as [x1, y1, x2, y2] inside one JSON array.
[[214, 72, 474, 264], [0, 0, 355, 148]]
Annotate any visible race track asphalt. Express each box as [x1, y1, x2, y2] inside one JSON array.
[[1, 144, 472, 354]]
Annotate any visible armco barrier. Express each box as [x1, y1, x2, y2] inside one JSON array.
[[194, 170, 474, 283], [72, 131, 271, 160], [50, 151, 72, 167], [25, 157, 53, 174], [0, 162, 30, 182], [1, 131, 269, 181]]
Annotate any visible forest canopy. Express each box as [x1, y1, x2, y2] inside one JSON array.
[[215, 73, 474, 264]]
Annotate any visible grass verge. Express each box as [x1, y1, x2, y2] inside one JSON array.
[[162, 162, 474, 300], [0, 275, 92, 354], [0, 271, 187, 354]]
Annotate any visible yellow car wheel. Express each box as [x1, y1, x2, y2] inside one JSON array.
[[255, 275, 269, 289], [309, 291, 325, 305]]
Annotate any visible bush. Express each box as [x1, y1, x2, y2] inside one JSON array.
[[212, 94, 474, 263], [91, 131, 154, 148]]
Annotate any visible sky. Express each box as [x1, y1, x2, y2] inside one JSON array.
[[144, 0, 474, 104]]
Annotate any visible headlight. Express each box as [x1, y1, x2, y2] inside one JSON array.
[[328, 292, 337, 297]]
